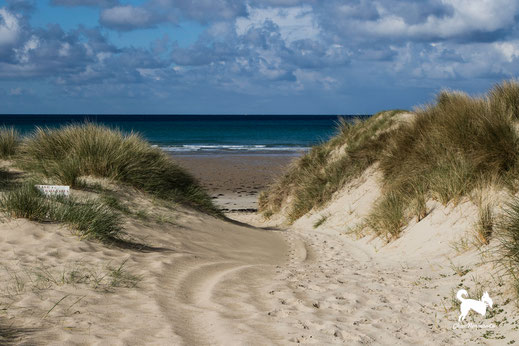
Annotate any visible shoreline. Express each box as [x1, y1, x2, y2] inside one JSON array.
[[172, 152, 298, 212]]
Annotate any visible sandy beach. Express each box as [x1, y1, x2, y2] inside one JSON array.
[[4, 1, 519, 344], [2, 154, 517, 345], [173, 154, 296, 212], [3, 107, 519, 345]]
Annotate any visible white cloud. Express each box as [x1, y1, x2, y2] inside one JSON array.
[[357, 0, 519, 40], [100, 5, 154, 30], [14, 35, 39, 63], [494, 41, 519, 63], [58, 42, 71, 57], [0, 8, 20, 46], [236, 5, 320, 43]]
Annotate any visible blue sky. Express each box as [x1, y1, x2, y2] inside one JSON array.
[[1, 0, 519, 114]]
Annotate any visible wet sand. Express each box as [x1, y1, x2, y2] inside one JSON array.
[[172, 153, 298, 212]]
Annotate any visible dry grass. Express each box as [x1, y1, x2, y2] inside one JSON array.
[[475, 202, 494, 245], [497, 197, 519, 282], [261, 79, 519, 239], [373, 82, 519, 236], [0, 183, 123, 242], [0, 127, 20, 159], [17, 123, 220, 216], [260, 110, 404, 222], [365, 191, 405, 240]]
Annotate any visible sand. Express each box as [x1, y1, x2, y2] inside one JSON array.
[[172, 154, 295, 212], [2, 159, 519, 345], [0, 196, 288, 345]]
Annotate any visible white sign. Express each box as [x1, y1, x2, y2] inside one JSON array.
[[35, 185, 70, 197]]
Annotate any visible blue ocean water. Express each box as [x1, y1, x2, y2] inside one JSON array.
[[0, 114, 361, 154]]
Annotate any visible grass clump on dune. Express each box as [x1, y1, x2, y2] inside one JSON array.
[[259, 110, 403, 222], [497, 197, 519, 294], [261, 79, 519, 240], [0, 183, 122, 242], [372, 81, 519, 239], [0, 127, 20, 159], [0, 183, 52, 221], [18, 123, 220, 216], [366, 191, 405, 240]]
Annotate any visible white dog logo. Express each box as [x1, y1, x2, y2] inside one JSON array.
[[457, 289, 493, 322]]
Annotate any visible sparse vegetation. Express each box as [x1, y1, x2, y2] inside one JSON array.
[[100, 193, 132, 215], [0, 127, 20, 159], [366, 191, 405, 240], [313, 214, 329, 228], [498, 197, 519, 286], [2, 259, 141, 295], [475, 202, 494, 245], [0, 183, 123, 242]]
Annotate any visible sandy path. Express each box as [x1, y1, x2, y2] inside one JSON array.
[[149, 220, 453, 345], [266, 229, 437, 344], [4, 209, 517, 344], [150, 219, 289, 346], [263, 226, 519, 345], [220, 211, 519, 345]]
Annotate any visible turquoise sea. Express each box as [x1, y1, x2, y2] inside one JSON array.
[[0, 114, 364, 154]]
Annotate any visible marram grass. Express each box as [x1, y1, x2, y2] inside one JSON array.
[[0, 126, 20, 159], [260, 110, 400, 222], [260, 79, 519, 240], [18, 123, 220, 216], [0, 183, 122, 242]]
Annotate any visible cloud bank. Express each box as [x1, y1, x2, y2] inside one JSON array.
[[1, 0, 519, 113]]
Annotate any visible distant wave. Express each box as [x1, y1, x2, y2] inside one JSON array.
[[156, 144, 310, 152]]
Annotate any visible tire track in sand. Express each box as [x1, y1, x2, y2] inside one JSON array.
[[153, 221, 289, 346]]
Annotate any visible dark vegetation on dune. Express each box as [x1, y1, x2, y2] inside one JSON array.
[[259, 110, 402, 221], [19, 124, 219, 216], [260, 79, 519, 261], [0, 123, 220, 242], [372, 81, 519, 240], [0, 183, 122, 241], [260, 78, 519, 296]]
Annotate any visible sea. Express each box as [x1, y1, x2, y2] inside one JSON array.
[[0, 114, 363, 155]]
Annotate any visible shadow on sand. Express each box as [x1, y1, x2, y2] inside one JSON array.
[[0, 321, 38, 345]]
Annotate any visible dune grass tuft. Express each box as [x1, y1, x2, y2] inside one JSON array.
[[475, 202, 494, 245], [261, 79, 519, 238], [57, 197, 123, 241], [0, 127, 20, 159], [497, 197, 519, 290], [18, 123, 220, 216], [0, 183, 52, 221], [313, 214, 329, 228], [260, 110, 401, 222], [366, 191, 405, 240], [0, 183, 123, 242], [373, 82, 519, 236]]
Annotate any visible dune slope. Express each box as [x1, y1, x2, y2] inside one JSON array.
[[0, 202, 288, 345]]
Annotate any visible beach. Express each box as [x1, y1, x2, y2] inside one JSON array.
[[4, 0, 519, 344], [173, 153, 297, 211], [2, 108, 519, 345]]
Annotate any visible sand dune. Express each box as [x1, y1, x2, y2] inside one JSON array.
[[0, 200, 289, 345], [2, 171, 519, 345]]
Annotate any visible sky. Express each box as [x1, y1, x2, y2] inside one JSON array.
[[0, 0, 519, 114]]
